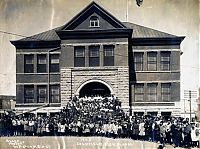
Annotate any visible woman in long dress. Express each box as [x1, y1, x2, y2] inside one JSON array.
[[139, 120, 145, 140], [191, 125, 199, 148], [28, 119, 35, 136]]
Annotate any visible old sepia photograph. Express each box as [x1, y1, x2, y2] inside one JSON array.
[[0, 0, 199, 148]]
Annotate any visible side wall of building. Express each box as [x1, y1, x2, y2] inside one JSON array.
[[16, 48, 60, 105], [130, 45, 181, 114]]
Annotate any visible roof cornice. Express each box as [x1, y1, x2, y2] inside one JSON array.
[[56, 29, 133, 40], [10, 40, 61, 49], [131, 37, 185, 46]]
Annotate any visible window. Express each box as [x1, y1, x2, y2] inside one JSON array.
[[147, 83, 157, 101], [161, 52, 170, 71], [161, 83, 171, 102], [89, 46, 100, 67], [89, 16, 99, 27], [104, 45, 114, 66], [37, 86, 47, 103], [24, 55, 34, 73], [134, 53, 143, 71], [24, 85, 34, 103], [50, 54, 59, 72], [74, 46, 85, 67], [50, 85, 60, 103], [147, 52, 157, 71], [37, 54, 47, 73], [134, 84, 144, 102]]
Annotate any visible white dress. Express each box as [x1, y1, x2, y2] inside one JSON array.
[[139, 122, 145, 136], [191, 127, 199, 142]]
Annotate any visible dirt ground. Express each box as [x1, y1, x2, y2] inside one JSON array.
[[0, 136, 199, 149]]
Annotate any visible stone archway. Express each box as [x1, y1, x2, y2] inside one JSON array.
[[75, 79, 114, 97]]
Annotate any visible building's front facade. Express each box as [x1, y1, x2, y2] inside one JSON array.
[[11, 2, 184, 116]]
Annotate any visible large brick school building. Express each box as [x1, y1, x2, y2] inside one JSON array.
[[11, 2, 184, 116]]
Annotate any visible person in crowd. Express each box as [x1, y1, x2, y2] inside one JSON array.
[[165, 121, 171, 144], [144, 119, 152, 141], [45, 121, 50, 136], [153, 122, 160, 142], [28, 118, 35, 136], [182, 121, 192, 148], [132, 120, 139, 140], [191, 124, 199, 148], [23, 118, 29, 136], [0, 95, 199, 149], [36, 119, 42, 136], [12, 117, 17, 136], [139, 120, 145, 140], [0, 117, 3, 136], [159, 122, 166, 146]]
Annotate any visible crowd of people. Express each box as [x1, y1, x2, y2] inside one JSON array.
[[0, 95, 199, 148]]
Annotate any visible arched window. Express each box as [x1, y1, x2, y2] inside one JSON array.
[[89, 16, 99, 27]]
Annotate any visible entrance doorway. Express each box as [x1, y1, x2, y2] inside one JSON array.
[[79, 82, 111, 97]]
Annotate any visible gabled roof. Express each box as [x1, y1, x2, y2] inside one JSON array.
[[123, 22, 178, 38], [17, 22, 179, 42], [61, 1, 127, 30], [12, 2, 183, 43]]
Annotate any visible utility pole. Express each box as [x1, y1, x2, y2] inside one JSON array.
[[184, 90, 197, 122], [189, 90, 191, 122]]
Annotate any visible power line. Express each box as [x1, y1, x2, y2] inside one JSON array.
[[0, 29, 200, 70], [0, 30, 44, 41]]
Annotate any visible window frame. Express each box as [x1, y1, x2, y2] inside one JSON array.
[[134, 84, 144, 102], [50, 54, 59, 72], [134, 52, 144, 71], [147, 83, 157, 102], [89, 45, 100, 67], [74, 46, 85, 67], [50, 85, 60, 103], [147, 52, 157, 71], [24, 85, 34, 103], [24, 54, 34, 73], [37, 54, 47, 73], [161, 83, 171, 102], [89, 16, 100, 28], [160, 52, 171, 71], [103, 45, 114, 66], [37, 85, 47, 103]]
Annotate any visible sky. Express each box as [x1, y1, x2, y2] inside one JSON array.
[[0, 0, 199, 99]]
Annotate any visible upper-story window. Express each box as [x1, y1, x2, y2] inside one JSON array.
[[37, 54, 47, 73], [160, 52, 171, 71], [89, 16, 100, 27], [147, 52, 157, 71], [104, 45, 114, 66], [24, 55, 34, 73], [50, 54, 59, 72], [89, 46, 100, 67], [134, 52, 143, 71], [74, 46, 85, 67]]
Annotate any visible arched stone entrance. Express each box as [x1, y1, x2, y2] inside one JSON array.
[[75, 80, 114, 97]]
